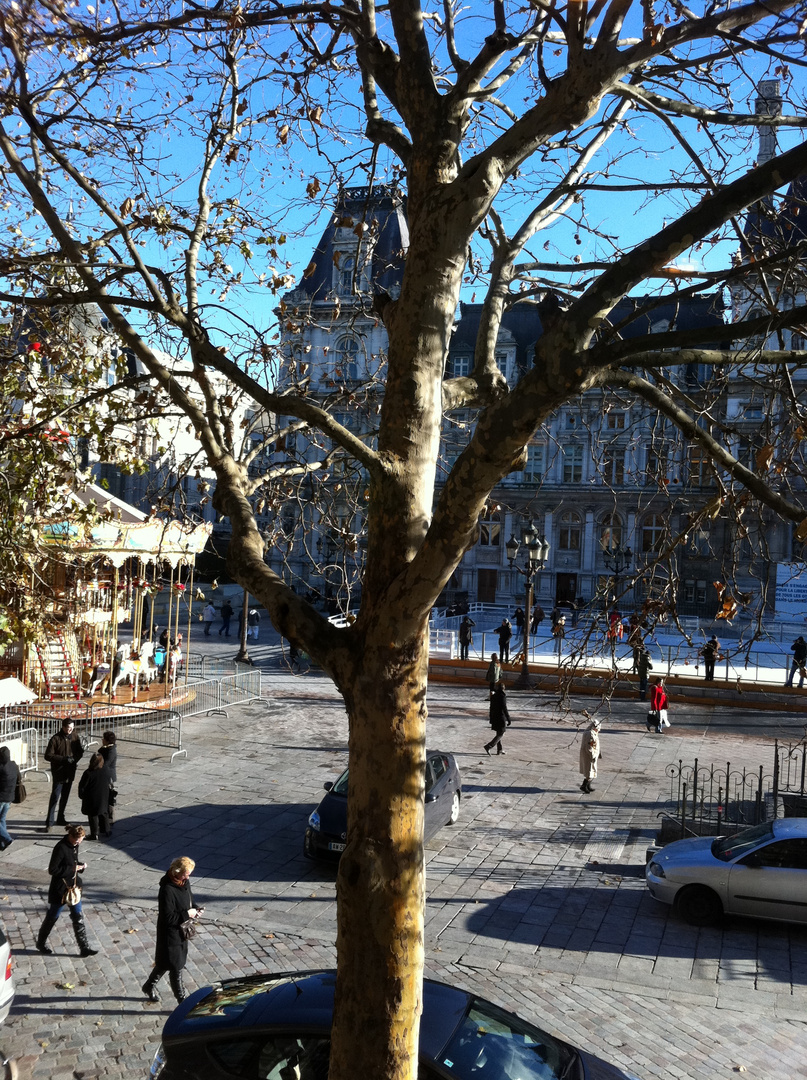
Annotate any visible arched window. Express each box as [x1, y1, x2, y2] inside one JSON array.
[[479, 507, 500, 547], [600, 514, 623, 552], [641, 513, 666, 553], [335, 336, 359, 380], [558, 511, 581, 551]]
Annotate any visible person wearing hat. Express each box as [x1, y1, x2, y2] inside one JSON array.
[[579, 718, 602, 794]]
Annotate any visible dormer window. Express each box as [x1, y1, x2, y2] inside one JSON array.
[[337, 255, 356, 295]]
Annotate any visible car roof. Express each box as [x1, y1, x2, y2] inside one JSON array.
[[163, 969, 472, 1059], [772, 818, 807, 839]]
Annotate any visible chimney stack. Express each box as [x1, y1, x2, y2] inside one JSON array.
[[755, 79, 782, 165]]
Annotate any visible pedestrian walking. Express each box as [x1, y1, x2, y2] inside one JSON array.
[[579, 718, 602, 794], [636, 648, 653, 701], [78, 753, 111, 840], [0, 745, 20, 852], [218, 601, 233, 637], [484, 680, 511, 756], [99, 731, 118, 830], [202, 602, 216, 636], [701, 635, 720, 681], [513, 607, 524, 633], [247, 608, 261, 640], [36, 824, 99, 958], [530, 603, 545, 635], [497, 618, 513, 664], [648, 678, 669, 733], [142, 856, 202, 1004], [458, 615, 475, 661], [485, 652, 501, 696], [43, 719, 85, 832], [786, 636, 807, 688]]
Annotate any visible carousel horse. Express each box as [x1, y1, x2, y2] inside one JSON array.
[[109, 640, 159, 698]]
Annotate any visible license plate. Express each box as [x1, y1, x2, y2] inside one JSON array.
[[328, 842, 346, 852]]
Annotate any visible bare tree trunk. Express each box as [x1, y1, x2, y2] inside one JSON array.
[[330, 628, 429, 1080]]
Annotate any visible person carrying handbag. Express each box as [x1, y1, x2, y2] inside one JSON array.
[[36, 825, 99, 958], [142, 856, 203, 1004], [648, 678, 670, 733]]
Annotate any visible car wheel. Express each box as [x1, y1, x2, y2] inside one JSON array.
[[448, 791, 460, 825], [676, 885, 723, 926]]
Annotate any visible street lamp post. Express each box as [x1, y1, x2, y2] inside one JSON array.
[[506, 521, 551, 691], [602, 542, 632, 645]]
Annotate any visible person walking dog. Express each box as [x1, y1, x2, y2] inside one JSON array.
[[36, 825, 99, 958], [484, 680, 511, 756], [142, 856, 202, 1004], [579, 718, 602, 794]]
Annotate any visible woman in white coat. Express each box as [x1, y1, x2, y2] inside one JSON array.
[[579, 718, 602, 794]]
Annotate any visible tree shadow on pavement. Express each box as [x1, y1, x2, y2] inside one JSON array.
[[461, 883, 807, 985], [105, 802, 320, 882]]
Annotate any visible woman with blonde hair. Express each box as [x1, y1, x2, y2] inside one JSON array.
[[142, 856, 202, 1003]]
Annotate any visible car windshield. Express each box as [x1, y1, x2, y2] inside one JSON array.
[[711, 821, 775, 862], [331, 768, 349, 797], [437, 1000, 575, 1080]]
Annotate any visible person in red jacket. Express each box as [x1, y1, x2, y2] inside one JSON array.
[[649, 678, 669, 733]]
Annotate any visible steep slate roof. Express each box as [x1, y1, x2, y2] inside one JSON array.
[[296, 185, 409, 301], [742, 176, 807, 256], [450, 293, 726, 373]]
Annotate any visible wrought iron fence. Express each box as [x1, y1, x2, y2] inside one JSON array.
[[665, 757, 771, 839], [773, 739, 807, 816]]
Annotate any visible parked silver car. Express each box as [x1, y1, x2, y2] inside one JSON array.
[[0, 924, 13, 1027], [646, 817, 807, 926]]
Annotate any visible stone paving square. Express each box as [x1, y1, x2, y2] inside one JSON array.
[[0, 660, 804, 1078]]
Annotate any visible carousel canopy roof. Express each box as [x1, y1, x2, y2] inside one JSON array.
[[39, 483, 212, 567]]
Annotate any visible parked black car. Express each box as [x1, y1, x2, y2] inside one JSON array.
[[303, 749, 461, 860], [149, 969, 643, 1080]]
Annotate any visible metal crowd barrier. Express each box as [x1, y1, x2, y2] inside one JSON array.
[[1, 667, 263, 766], [218, 668, 263, 712], [0, 724, 46, 779], [88, 702, 185, 763]]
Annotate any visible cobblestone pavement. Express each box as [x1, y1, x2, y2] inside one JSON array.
[[0, 651, 805, 1079]]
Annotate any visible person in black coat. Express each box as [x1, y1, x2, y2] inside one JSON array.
[[484, 680, 512, 756], [142, 856, 202, 1004], [36, 825, 99, 958], [78, 754, 111, 840], [99, 731, 118, 828], [43, 719, 85, 831], [0, 745, 20, 851]]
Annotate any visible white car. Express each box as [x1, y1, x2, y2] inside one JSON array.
[[0, 924, 13, 1026], [646, 818, 807, 926]]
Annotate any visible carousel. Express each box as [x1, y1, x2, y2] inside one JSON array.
[[20, 484, 211, 705]]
